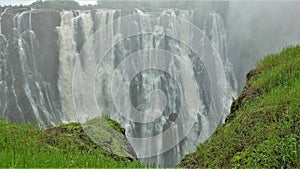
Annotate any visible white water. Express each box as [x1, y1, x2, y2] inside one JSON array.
[[0, 8, 9, 120], [0, 8, 8, 34], [16, 11, 43, 125], [0, 3, 300, 167], [0, 8, 237, 167], [208, 12, 238, 122], [58, 11, 79, 122], [1, 10, 63, 126], [59, 9, 237, 167]]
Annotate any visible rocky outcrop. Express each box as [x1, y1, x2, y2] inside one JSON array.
[[45, 116, 137, 159]]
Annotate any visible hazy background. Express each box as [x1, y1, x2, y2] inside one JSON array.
[[0, 0, 97, 6], [227, 1, 300, 89], [1, 0, 300, 89]]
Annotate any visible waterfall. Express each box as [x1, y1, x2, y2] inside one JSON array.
[[0, 9, 63, 126], [58, 10, 98, 122], [94, 9, 119, 120], [0, 8, 9, 120], [1, 3, 300, 167], [58, 11, 79, 121], [70, 9, 234, 167], [0, 8, 8, 34], [14, 11, 56, 126], [207, 12, 238, 122], [0, 8, 237, 167]]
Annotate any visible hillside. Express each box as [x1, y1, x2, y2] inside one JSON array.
[[0, 116, 142, 168], [178, 46, 300, 168]]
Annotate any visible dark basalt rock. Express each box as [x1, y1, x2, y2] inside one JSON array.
[[226, 68, 262, 123]]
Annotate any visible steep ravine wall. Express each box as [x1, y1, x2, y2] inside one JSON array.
[[0, 7, 237, 167], [0, 9, 62, 125]]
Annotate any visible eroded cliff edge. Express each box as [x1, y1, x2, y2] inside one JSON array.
[[178, 46, 300, 168]]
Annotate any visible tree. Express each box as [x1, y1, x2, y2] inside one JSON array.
[[30, 0, 81, 10]]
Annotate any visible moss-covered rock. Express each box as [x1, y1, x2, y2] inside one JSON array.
[[83, 116, 136, 159], [45, 116, 137, 159], [45, 122, 97, 152], [0, 116, 142, 168]]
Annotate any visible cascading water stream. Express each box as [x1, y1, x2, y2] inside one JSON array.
[[58, 11, 79, 121], [206, 12, 238, 122], [0, 2, 299, 168], [0, 8, 9, 119], [0, 7, 237, 167], [0, 8, 8, 34], [1, 9, 64, 126], [69, 9, 235, 167]]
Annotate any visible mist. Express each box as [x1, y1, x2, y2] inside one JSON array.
[[226, 1, 300, 88], [0, 1, 300, 167]]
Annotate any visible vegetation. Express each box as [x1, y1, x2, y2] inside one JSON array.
[[178, 46, 300, 168], [0, 116, 142, 168], [0, 0, 228, 11], [83, 116, 136, 159], [30, 0, 81, 10]]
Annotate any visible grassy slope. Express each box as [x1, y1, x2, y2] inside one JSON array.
[[0, 116, 142, 168], [178, 46, 300, 168]]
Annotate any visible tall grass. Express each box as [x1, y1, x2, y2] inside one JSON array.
[[178, 46, 300, 168], [0, 119, 142, 168]]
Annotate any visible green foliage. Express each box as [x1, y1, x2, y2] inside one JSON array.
[[101, 115, 126, 134], [233, 134, 299, 168], [31, 0, 81, 10], [0, 117, 142, 168], [178, 46, 300, 168], [83, 116, 136, 158]]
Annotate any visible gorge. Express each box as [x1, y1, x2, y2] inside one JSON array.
[[0, 1, 300, 167]]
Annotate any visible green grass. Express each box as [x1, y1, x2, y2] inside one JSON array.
[[178, 46, 300, 168], [0, 116, 142, 168]]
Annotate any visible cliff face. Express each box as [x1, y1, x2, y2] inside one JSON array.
[[178, 46, 300, 168], [0, 7, 237, 167], [0, 7, 233, 126], [0, 9, 62, 125]]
